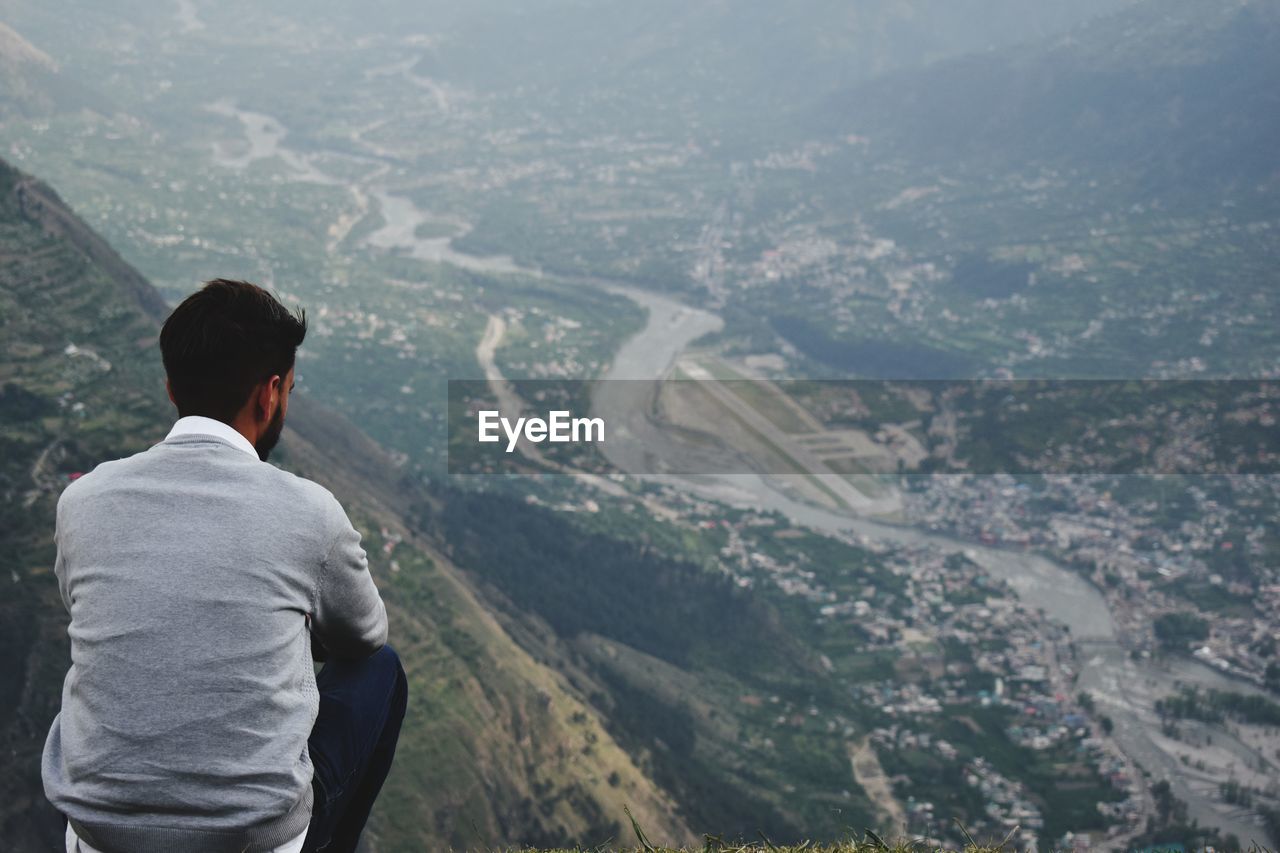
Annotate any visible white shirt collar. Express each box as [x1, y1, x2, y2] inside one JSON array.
[[165, 415, 259, 460]]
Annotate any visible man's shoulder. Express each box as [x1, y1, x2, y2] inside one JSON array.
[[208, 454, 344, 527], [57, 443, 342, 522], [264, 466, 343, 517], [56, 444, 158, 507]]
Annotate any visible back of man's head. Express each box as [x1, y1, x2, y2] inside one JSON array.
[[160, 279, 307, 421]]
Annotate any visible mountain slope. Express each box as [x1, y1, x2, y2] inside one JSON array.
[[0, 155, 693, 850], [0, 156, 177, 849], [282, 402, 695, 850]]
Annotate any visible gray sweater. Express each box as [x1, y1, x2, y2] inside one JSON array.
[[41, 432, 388, 853]]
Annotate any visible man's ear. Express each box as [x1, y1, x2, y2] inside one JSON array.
[[256, 374, 282, 421], [165, 378, 176, 407]]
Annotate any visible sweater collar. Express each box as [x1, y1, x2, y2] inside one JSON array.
[[165, 415, 259, 460]]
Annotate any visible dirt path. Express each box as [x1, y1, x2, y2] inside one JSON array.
[[475, 314, 542, 463], [850, 736, 908, 837], [326, 183, 372, 254], [473, 314, 628, 497]]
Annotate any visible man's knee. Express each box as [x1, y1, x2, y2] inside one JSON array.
[[318, 644, 406, 711], [369, 643, 400, 672], [372, 645, 407, 719], [370, 644, 403, 681]]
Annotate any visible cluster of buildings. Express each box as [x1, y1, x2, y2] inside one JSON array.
[[905, 473, 1279, 687], [673, 495, 1151, 842], [865, 726, 1045, 849], [966, 757, 1045, 845]]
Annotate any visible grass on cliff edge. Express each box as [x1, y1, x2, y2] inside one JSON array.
[[499, 839, 1280, 852], [509, 842, 1275, 852], [499, 810, 1023, 852], [510, 846, 999, 853], [492, 814, 1280, 852]]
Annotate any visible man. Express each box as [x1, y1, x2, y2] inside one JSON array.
[[42, 279, 407, 853]]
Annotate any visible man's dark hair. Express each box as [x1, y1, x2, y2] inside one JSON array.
[[160, 279, 307, 421]]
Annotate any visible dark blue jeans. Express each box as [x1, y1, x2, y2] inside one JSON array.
[[301, 644, 408, 853]]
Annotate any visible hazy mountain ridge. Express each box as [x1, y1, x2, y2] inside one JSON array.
[[6, 0, 1133, 139], [0, 20, 106, 117], [819, 0, 1280, 192], [425, 0, 1134, 90], [391, 0, 1137, 140]]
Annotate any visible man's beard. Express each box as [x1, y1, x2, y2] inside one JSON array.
[[255, 399, 285, 462]]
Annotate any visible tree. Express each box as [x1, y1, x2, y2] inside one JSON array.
[[1153, 612, 1209, 652]]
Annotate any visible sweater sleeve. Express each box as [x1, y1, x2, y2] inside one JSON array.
[[53, 492, 71, 613], [310, 495, 388, 659]]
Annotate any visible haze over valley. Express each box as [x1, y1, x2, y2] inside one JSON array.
[[1, 1, 1279, 850]]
